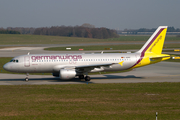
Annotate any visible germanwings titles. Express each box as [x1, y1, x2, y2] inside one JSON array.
[[3, 26, 170, 81]]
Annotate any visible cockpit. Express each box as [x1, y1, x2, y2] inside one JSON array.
[[3, 58, 21, 72], [10, 59, 19, 63]]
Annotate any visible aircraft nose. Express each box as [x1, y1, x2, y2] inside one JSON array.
[[3, 63, 10, 71]]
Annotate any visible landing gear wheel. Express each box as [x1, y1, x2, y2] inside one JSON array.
[[79, 75, 84, 79], [25, 77, 29, 82], [25, 73, 29, 82], [85, 76, 91, 81]]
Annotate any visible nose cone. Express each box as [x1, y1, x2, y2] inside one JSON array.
[[3, 63, 10, 71]]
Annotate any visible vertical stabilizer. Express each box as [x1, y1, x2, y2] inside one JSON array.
[[137, 26, 167, 54]]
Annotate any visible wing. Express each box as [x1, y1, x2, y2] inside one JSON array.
[[76, 63, 114, 69], [75, 63, 115, 74], [53, 63, 115, 73]]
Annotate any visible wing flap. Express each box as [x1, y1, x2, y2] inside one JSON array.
[[75, 63, 114, 69]]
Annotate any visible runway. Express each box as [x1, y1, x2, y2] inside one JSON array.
[[0, 62, 180, 85]]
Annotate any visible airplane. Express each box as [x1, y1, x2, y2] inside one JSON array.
[[3, 26, 170, 81]]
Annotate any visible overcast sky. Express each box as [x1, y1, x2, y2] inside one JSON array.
[[0, 0, 179, 30]]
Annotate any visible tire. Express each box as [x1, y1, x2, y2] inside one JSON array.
[[85, 76, 91, 81], [25, 77, 29, 82], [79, 75, 84, 79]]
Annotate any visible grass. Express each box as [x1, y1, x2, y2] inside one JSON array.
[[1, 34, 180, 119], [0, 83, 180, 119], [0, 34, 103, 45], [44, 45, 143, 51], [0, 57, 12, 74], [44, 43, 180, 51], [0, 34, 180, 45]]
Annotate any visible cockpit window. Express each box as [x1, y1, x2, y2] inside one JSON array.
[[10, 59, 19, 63]]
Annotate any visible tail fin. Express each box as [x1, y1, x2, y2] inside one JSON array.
[[137, 26, 167, 54]]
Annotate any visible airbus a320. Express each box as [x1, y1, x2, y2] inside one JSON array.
[[3, 26, 170, 81]]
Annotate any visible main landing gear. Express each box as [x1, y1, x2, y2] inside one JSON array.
[[79, 75, 91, 81], [85, 76, 91, 81]]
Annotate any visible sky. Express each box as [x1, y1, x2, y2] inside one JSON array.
[[0, 0, 179, 30]]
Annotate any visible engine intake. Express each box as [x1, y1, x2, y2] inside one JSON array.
[[52, 72, 59, 77]]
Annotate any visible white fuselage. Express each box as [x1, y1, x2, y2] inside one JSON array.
[[3, 53, 140, 73]]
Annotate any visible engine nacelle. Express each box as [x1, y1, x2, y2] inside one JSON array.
[[59, 69, 76, 80], [52, 72, 59, 77]]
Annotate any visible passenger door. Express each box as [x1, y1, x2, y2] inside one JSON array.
[[24, 56, 30, 67]]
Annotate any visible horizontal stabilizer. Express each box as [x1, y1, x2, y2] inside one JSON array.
[[149, 54, 170, 61]]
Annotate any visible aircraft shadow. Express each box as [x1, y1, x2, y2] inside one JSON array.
[[0, 74, 143, 83], [91, 75, 143, 80], [0, 77, 57, 81], [0, 77, 94, 84]]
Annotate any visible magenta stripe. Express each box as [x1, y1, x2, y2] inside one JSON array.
[[130, 28, 165, 69]]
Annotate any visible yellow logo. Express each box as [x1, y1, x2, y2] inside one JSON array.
[[118, 61, 124, 66]]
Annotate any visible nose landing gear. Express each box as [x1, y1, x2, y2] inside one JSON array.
[[25, 73, 29, 82]]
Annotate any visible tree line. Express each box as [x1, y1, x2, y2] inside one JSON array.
[[0, 29, 20, 34], [2, 25, 180, 37], [33, 26, 118, 39], [0, 23, 118, 39]]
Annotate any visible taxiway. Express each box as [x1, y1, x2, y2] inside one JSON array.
[[0, 44, 180, 85], [0, 62, 180, 85]]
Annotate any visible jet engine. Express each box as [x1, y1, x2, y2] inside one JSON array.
[[59, 69, 76, 80], [52, 72, 59, 77]]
